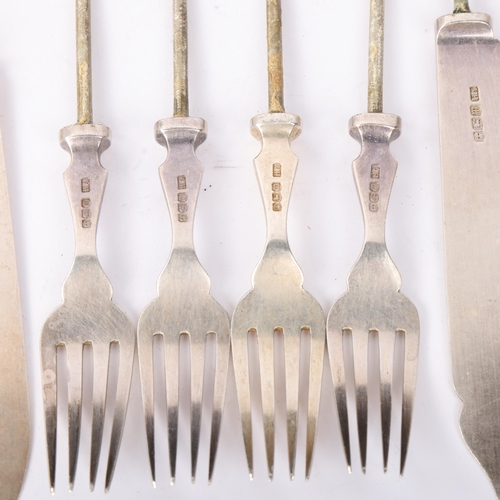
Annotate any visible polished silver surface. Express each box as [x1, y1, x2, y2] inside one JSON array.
[[327, 0, 419, 476], [436, 9, 500, 498], [137, 0, 230, 487], [0, 129, 30, 500], [232, 113, 325, 482], [40, 0, 135, 493]]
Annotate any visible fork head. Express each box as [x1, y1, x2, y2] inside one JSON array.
[[232, 240, 325, 482], [41, 256, 136, 493], [137, 249, 230, 486]]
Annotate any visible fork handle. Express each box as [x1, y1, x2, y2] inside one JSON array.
[[155, 117, 207, 250], [349, 113, 401, 244], [251, 113, 301, 242], [60, 124, 110, 257]]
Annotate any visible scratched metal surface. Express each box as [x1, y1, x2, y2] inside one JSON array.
[[1, 0, 499, 499]]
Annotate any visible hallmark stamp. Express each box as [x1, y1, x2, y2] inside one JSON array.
[[272, 180, 282, 211], [81, 178, 90, 193], [273, 163, 282, 177], [470, 87, 485, 142], [177, 175, 188, 222], [177, 175, 187, 190], [369, 165, 380, 212], [80, 180, 91, 227]]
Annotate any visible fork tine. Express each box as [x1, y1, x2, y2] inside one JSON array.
[[137, 330, 156, 486], [190, 336, 206, 483], [104, 338, 135, 492], [400, 327, 419, 476], [306, 325, 325, 481], [165, 335, 180, 485], [327, 324, 351, 472], [89, 343, 110, 491], [66, 343, 83, 491], [208, 330, 230, 484], [258, 331, 275, 481], [41, 341, 58, 493], [352, 330, 369, 473], [231, 326, 254, 479], [283, 329, 300, 481], [378, 330, 396, 472]]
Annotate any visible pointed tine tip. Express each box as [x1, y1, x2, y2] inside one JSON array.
[[90, 481, 95, 492], [170, 477, 175, 486], [152, 480, 156, 489], [69, 481, 74, 493], [290, 472, 294, 481], [249, 470, 254, 481], [50, 486, 55, 495], [362, 466, 366, 475], [347, 464, 352, 474], [191, 474, 196, 484]]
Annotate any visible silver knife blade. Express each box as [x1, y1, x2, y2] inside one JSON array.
[[0, 129, 30, 499], [437, 11, 500, 498]]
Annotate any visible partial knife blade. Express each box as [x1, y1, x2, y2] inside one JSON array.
[[436, 10, 500, 498], [0, 129, 30, 499]]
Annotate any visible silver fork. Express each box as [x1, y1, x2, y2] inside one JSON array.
[[137, 0, 230, 487], [40, 0, 135, 493], [327, 0, 419, 475], [231, 0, 325, 482]]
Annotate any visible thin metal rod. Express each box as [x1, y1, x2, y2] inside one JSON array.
[[173, 0, 189, 117], [368, 0, 384, 114], [267, 0, 285, 113], [454, 0, 471, 13], [76, 0, 93, 124]]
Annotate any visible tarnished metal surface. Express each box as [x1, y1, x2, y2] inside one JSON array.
[[454, 0, 471, 14], [368, 0, 384, 114], [40, 1, 135, 492], [232, 113, 325, 482], [267, 0, 284, 113], [0, 130, 30, 499], [138, 118, 230, 486], [436, 10, 500, 497], [137, 0, 230, 487], [173, 0, 188, 117], [76, 0, 92, 124], [328, 0, 419, 476]]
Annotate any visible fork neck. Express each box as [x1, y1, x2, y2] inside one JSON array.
[[155, 117, 207, 251], [60, 124, 110, 258], [349, 113, 401, 245], [251, 113, 301, 244]]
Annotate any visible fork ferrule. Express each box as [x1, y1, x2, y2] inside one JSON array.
[[60, 123, 110, 257], [251, 113, 301, 243], [349, 113, 401, 244], [155, 117, 207, 250]]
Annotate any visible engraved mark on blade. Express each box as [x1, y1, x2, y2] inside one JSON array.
[[470, 87, 485, 142]]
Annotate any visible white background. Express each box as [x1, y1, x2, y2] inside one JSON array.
[[2, 0, 499, 498]]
